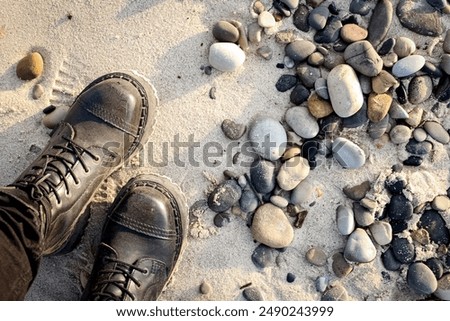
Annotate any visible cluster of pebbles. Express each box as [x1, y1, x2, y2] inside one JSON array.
[[202, 0, 450, 301]]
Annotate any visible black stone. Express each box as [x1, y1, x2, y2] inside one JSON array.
[[293, 4, 310, 32], [273, 0, 292, 17], [207, 179, 242, 213], [387, 194, 413, 221], [425, 258, 444, 279], [276, 63, 285, 69], [319, 114, 342, 138], [403, 156, 423, 166], [342, 102, 368, 128], [328, 2, 340, 15], [333, 39, 348, 52], [426, 0, 447, 9], [350, 0, 373, 15], [384, 177, 406, 195], [434, 75, 450, 102], [314, 16, 342, 44], [296, 64, 321, 88], [405, 139, 433, 156], [276, 75, 298, 92], [378, 38, 396, 55], [391, 237, 416, 264], [301, 140, 320, 169], [367, 0, 393, 47], [252, 244, 277, 269], [287, 272, 296, 283], [396, 83, 408, 104], [422, 61, 443, 79], [390, 219, 409, 234], [250, 158, 276, 194], [418, 210, 450, 245], [214, 212, 231, 227], [43, 105, 56, 114], [381, 248, 402, 271], [290, 84, 310, 105]]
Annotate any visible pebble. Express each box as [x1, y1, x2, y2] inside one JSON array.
[[435, 75, 450, 102], [423, 121, 450, 144], [286, 272, 296, 283], [382, 52, 398, 68], [285, 40, 316, 62], [407, 262, 438, 295], [321, 285, 349, 301], [199, 281, 212, 294], [207, 179, 242, 213], [344, 228, 377, 263], [308, 6, 329, 30], [314, 78, 329, 100], [327, 64, 364, 118], [277, 156, 310, 191], [425, 258, 444, 279], [422, 61, 443, 78], [435, 273, 450, 301], [408, 75, 433, 105], [389, 125, 412, 145], [258, 11, 276, 28], [332, 252, 354, 278], [413, 128, 427, 142], [340, 24, 368, 43], [393, 37, 416, 58], [391, 237, 415, 264], [252, 244, 276, 268], [257, 46, 273, 60], [308, 52, 324, 66], [372, 71, 398, 94], [42, 105, 69, 129], [250, 158, 276, 194], [418, 210, 450, 245], [212, 21, 239, 43], [316, 276, 329, 293], [42, 105, 56, 115], [397, 0, 443, 37], [314, 16, 342, 44], [350, 0, 373, 16], [214, 212, 231, 227], [405, 107, 423, 128], [209, 42, 245, 72], [441, 54, 450, 75], [332, 137, 366, 169], [444, 30, 450, 54], [381, 248, 402, 271], [251, 204, 294, 248], [16, 52, 44, 80], [368, 115, 390, 139], [296, 64, 321, 88], [406, 139, 432, 156], [305, 247, 328, 266], [270, 195, 289, 208], [343, 181, 371, 201], [248, 22, 263, 44], [240, 188, 259, 213], [387, 194, 413, 221], [281, 0, 299, 10], [384, 176, 406, 194], [342, 101, 368, 128], [253, 1, 265, 14], [403, 156, 423, 167], [378, 38, 396, 55], [367, 92, 392, 122], [392, 55, 426, 78], [323, 51, 345, 69], [432, 195, 450, 211], [243, 287, 264, 301], [248, 117, 287, 161], [290, 84, 310, 105], [275, 74, 298, 92], [344, 40, 383, 77], [32, 84, 44, 100], [389, 102, 408, 120], [293, 4, 310, 32], [369, 221, 393, 246], [353, 202, 375, 227], [282, 146, 301, 161], [308, 92, 333, 118], [367, 0, 393, 47], [221, 119, 246, 140], [285, 106, 319, 139], [291, 178, 316, 205], [411, 228, 431, 245]]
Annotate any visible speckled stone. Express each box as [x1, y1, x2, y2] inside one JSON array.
[[16, 52, 44, 80], [408, 75, 433, 105], [344, 228, 377, 263], [397, 0, 443, 37], [251, 204, 294, 248], [418, 210, 450, 245], [391, 237, 415, 264], [293, 4, 310, 32]]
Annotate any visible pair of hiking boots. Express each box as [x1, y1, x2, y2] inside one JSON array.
[[2, 72, 187, 300]]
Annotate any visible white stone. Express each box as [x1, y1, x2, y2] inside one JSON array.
[[285, 106, 319, 139], [327, 64, 364, 118], [291, 178, 316, 205], [389, 125, 412, 144], [336, 205, 355, 236], [369, 221, 392, 246], [209, 42, 246, 72], [251, 204, 294, 248], [248, 116, 287, 161], [258, 11, 276, 28], [332, 137, 366, 169], [344, 228, 377, 263], [277, 156, 310, 191]]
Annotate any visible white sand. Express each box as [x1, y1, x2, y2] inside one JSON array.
[[0, 0, 449, 300]]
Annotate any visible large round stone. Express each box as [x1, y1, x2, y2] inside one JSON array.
[[248, 117, 287, 161]]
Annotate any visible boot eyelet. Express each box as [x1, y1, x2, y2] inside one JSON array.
[[142, 268, 149, 276]]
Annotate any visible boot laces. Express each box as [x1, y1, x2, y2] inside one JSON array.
[[91, 257, 147, 301], [14, 135, 99, 205]]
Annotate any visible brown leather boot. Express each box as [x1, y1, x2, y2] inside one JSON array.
[[82, 174, 188, 301], [0, 72, 157, 255]]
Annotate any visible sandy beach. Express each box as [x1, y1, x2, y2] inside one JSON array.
[[0, 0, 449, 301]]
